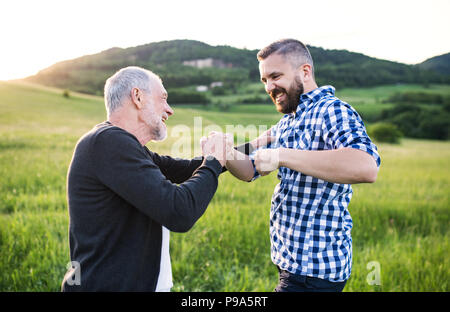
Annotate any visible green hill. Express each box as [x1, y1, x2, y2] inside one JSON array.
[[24, 39, 449, 95], [418, 52, 450, 76]]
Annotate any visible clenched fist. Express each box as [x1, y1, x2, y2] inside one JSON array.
[[254, 148, 280, 176], [200, 132, 234, 167]]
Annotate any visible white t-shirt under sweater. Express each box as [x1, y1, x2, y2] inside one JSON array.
[[155, 226, 173, 292]]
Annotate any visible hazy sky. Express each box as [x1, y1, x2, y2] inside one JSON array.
[[1, 0, 449, 80]]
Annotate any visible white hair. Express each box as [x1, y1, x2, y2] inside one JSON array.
[[104, 66, 160, 116]]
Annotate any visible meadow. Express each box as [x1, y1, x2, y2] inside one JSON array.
[[0, 81, 448, 291]]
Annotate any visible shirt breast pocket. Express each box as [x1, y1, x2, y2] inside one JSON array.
[[294, 129, 321, 150]]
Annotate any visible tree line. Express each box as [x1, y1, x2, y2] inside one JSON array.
[[26, 40, 450, 96], [369, 92, 450, 142]]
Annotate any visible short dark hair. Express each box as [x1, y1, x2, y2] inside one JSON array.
[[257, 39, 314, 75]]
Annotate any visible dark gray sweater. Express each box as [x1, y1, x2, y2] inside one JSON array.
[[62, 121, 223, 291]]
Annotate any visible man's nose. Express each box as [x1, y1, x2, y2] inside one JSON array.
[[266, 80, 275, 93], [166, 103, 174, 116]]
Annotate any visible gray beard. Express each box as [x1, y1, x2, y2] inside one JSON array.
[[151, 123, 166, 141]]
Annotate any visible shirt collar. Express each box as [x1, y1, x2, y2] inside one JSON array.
[[292, 85, 336, 116]]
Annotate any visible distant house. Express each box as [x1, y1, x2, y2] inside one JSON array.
[[196, 85, 208, 92], [183, 58, 233, 69], [210, 81, 223, 88]]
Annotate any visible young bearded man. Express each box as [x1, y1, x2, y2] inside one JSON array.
[[225, 39, 381, 292]]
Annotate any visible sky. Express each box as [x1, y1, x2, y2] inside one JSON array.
[[0, 0, 449, 80]]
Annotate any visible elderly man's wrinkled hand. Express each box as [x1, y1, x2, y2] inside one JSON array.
[[200, 132, 234, 167]]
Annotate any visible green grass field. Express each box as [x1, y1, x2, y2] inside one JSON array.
[[0, 81, 449, 291]]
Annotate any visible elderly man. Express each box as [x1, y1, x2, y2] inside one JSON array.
[[62, 66, 229, 291], [226, 39, 381, 292]]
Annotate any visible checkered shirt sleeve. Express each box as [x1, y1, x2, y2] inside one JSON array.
[[322, 101, 381, 168]]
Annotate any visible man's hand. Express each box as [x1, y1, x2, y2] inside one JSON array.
[[250, 127, 275, 149], [254, 148, 280, 176], [200, 132, 234, 167]]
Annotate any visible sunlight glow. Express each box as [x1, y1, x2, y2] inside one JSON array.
[[0, 0, 449, 80]]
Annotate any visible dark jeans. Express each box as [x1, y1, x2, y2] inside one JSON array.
[[274, 267, 347, 292]]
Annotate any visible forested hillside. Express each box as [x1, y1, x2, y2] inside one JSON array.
[[24, 40, 449, 95]]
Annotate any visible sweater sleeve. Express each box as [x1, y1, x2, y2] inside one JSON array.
[[149, 151, 204, 184], [91, 129, 222, 233]]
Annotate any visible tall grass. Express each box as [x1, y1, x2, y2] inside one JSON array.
[[0, 81, 448, 291]]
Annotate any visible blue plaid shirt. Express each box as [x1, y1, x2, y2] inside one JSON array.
[[250, 85, 380, 282]]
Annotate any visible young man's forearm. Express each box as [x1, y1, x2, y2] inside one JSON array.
[[225, 149, 254, 182], [225, 128, 274, 182], [278, 147, 378, 184]]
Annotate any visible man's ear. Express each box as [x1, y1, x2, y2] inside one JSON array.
[[130, 87, 143, 109], [301, 64, 314, 82]]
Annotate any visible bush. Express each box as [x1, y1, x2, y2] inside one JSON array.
[[211, 86, 226, 96], [240, 94, 271, 104], [380, 103, 421, 120], [368, 122, 403, 144], [385, 92, 445, 104], [378, 103, 450, 140], [443, 101, 450, 113], [215, 100, 232, 112], [419, 113, 450, 140], [390, 111, 422, 138], [167, 89, 209, 105], [62, 90, 70, 98]]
